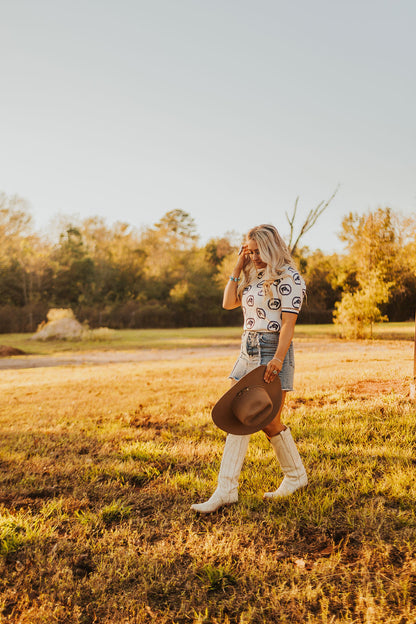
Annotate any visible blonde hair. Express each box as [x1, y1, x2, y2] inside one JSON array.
[[237, 224, 297, 299]]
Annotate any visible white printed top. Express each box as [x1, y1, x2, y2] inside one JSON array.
[[241, 265, 306, 332]]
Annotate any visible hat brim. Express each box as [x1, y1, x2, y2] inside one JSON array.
[[212, 365, 283, 434]]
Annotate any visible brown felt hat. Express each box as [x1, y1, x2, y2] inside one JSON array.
[[212, 365, 282, 435]]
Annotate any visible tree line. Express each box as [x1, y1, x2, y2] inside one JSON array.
[[1, 191, 415, 336]]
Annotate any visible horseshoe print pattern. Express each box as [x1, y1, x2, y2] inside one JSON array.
[[292, 296, 301, 309], [267, 320, 281, 331], [240, 264, 306, 332], [279, 283, 292, 296], [267, 298, 281, 310]]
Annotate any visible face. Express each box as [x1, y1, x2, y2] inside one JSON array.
[[246, 238, 267, 270]]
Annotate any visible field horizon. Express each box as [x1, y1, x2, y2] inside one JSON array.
[[0, 321, 414, 357]]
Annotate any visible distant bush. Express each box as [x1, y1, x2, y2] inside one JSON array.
[[86, 327, 116, 341]]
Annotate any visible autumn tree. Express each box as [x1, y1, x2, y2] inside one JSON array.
[[334, 269, 392, 338], [0, 193, 53, 331], [333, 207, 400, 337], [51, 227, 94, 306], [0, 192, 34, 304], [139, 209, 199, 296], [80, 217, 146, 304], [205, 235, 237, 268], [300, 250, 342, 323], [384, 214, 416, 321]]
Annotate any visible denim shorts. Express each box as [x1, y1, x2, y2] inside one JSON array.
[[229, 331, 295, 391]]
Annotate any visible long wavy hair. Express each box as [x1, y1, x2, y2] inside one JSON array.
[[237, 224, 297, 299]]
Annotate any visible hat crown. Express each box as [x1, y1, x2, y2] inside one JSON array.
[[231, 385, 273, 428], [211, 365, 282, 435]]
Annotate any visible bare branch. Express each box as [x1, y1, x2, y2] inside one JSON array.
[[285, 196, 299, 250], [287, 186, 339, 255]]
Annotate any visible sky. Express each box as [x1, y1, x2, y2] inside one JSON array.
[[1, 0, 415, 252]]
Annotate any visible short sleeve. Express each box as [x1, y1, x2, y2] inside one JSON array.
[[277, 271, 305, 315]]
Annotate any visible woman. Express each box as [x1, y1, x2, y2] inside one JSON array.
[[191, 224, 307, 513]]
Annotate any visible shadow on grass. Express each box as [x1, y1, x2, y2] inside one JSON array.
[[1, 420, 416, 623]]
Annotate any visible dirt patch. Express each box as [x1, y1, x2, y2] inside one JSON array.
[[0, 346, 237, 370], [344, 379, 410, 397], [0, 346, 26, 357], [287, 380, 411, 406]]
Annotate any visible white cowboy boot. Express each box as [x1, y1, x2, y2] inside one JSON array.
[[264, 427, 307, 498], [191, 434, 250, 513]]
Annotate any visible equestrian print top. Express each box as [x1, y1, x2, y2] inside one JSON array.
[[241, 265, 306, 332]]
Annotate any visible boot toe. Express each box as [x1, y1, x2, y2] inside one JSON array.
[[190, 491, 238, 514], [263, 475, 307, 499]]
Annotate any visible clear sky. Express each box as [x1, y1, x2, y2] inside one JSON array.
[[1, 0, 415, 252]]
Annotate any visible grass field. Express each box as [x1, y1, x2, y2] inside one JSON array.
[[0, 321, 414, 356], [0, 327, 415, 623]]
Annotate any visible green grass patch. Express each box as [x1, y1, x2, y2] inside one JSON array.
[[0, 326, 241, 355], [100, 500, 132, 525]]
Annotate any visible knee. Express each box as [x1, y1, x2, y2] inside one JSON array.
[[262, 423, 287, 439]]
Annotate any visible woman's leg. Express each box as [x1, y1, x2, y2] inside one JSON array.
[[262, 393, 307, 498], [262, 391, 287, 439], [191, 378, 250, 514], [190, 433, 250, 513]]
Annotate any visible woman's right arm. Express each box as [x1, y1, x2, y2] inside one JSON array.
[[222, 245, 248, 309]]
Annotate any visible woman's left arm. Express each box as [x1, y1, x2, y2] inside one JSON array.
[[264, 312, 298, 383]]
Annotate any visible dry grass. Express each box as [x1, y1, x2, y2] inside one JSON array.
[[0, 336, 415, 623]]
